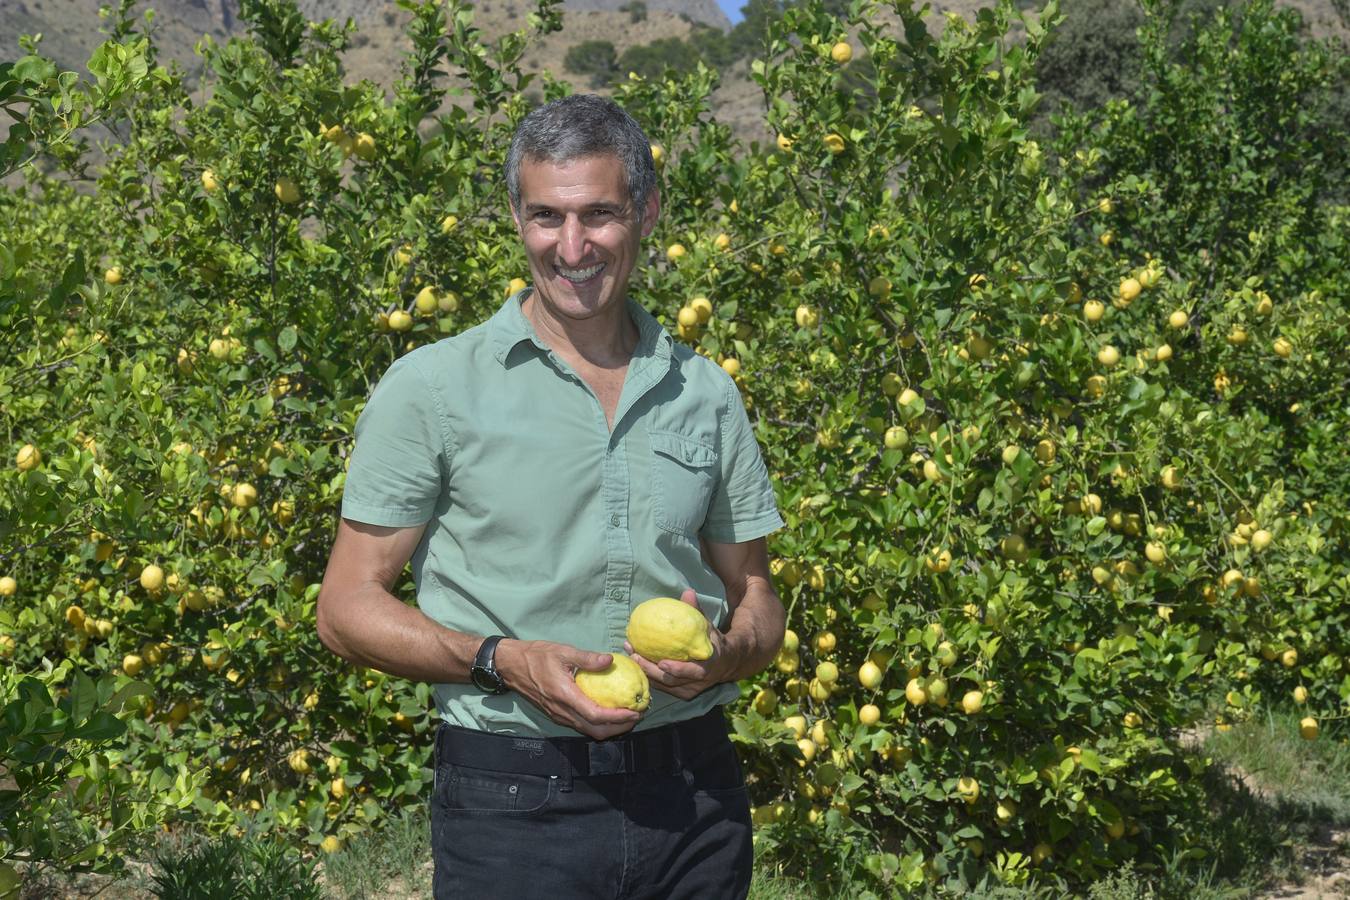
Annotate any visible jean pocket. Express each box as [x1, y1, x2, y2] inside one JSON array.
[[438, 763, 557, 816], [650, 429, 717, 535]]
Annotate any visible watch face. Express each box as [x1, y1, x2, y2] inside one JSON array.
[[471, 666, 503, 694]]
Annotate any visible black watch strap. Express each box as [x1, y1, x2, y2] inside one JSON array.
[[470, 635, 508, 694]]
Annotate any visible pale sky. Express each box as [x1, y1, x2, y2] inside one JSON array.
[[717, 0, 744, 24]]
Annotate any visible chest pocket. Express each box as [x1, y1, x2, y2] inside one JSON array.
[[649, 429, 718, 536]]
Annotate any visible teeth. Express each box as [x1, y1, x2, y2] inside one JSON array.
[[557, 263, 604, 282]]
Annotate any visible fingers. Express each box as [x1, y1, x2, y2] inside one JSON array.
[[679, 587, 700, 608], [570, 649, 614, 673]]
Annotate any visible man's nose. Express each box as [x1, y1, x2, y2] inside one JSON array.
[[557, 215, 588, 265]]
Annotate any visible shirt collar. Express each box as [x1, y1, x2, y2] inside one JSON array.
[[488, 288, 673, 369]]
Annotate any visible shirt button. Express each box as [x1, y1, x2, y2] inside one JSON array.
[[610, 514, 621, 527], [609, 589, 623, 601]]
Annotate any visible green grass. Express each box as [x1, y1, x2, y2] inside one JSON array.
[[1206, 705, 1350, 820], [321, 805, 432, 899]]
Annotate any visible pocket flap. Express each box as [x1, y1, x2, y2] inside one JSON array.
[[650, 430, 716, 468]]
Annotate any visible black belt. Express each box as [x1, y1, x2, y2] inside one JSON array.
[[435, 707, 728, 780]]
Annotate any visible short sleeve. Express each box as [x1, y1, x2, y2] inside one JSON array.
[[701, 377, 785, 543], [341, 353, 450, 528]]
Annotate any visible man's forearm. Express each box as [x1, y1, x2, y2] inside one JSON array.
[[316, 582, 482, 684], [717, 582, 786, 683]]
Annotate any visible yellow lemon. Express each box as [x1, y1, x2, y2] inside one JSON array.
[[231, 483, 258, 509], [858, 661, 883, 689], [274, 177, 301, 204], [689, 296, 714, 324], [140, 564, 165, 592], [415, 286, 439, 314], [575, 654, 650, 711], [830, 41, 853, 64], [15, 443, 42, 472], [627, 597, 712, 661]]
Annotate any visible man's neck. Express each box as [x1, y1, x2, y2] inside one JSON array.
[[522, 293, 639, 370]]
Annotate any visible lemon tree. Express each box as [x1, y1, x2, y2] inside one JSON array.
[[1, 0, 1346, 892]]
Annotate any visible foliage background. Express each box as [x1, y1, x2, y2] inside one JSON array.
[[1, 0, 1348, 894]]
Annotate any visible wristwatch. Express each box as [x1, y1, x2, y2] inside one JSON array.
[[470, 635, 508, 694]]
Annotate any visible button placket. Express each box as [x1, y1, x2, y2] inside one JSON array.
[[601, 437, 634, 649]]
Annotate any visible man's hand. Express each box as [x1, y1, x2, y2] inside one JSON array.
[[494, 639, 643, 741], [625, 589, 731, 700]]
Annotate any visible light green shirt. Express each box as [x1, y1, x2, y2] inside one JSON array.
[[341, 290, 784, 737]]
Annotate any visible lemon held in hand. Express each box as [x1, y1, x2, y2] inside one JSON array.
[[575, 654, 651, 711], [627, 597, 713, 662]]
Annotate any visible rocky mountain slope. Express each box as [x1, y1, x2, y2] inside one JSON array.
[[3, 0, 1344, 153]]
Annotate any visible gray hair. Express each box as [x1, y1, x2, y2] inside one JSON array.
[[505, 94, 657, 220]]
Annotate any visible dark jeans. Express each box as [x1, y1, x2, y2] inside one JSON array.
[[429, 715, 753, 899]]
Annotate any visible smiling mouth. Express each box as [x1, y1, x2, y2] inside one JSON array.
[[555, 262, 605, 284]]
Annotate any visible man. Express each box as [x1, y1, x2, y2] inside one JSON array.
[[316, 94, 785, 899]]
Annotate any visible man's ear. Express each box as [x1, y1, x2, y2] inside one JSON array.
[[640, 188, 661, 238]]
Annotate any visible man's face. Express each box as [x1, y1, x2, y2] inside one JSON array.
[[512, 153, 659, 322]]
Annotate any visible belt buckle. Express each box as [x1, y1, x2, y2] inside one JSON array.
[[587, 740, 630, 776]]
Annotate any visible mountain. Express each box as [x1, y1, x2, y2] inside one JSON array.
[[3, 0, 1344, 155], [1, 0, 728, 76]]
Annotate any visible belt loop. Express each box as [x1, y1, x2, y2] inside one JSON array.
[[623, 740, 637, 774], [558, 752, 574, 793]]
